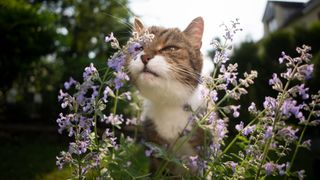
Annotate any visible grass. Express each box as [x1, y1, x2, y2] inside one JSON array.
[[0, 127, 150, 180], [0, 130, 70, 179]]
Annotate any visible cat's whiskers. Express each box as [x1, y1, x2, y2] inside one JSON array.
[[166, 72, 199, 91], [169, 66, 202, 83], [102, 13, 134, 32]]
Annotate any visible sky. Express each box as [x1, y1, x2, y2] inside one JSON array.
[[129, 0, 309, 53]]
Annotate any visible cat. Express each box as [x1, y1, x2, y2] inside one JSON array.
[[127, 16, 208, 177]]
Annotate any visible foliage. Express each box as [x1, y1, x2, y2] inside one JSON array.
[[56, 20, 320, 179], [0, 0, 56, 90], [0, 0, 132, 122]]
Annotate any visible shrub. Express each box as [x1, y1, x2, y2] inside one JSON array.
[[56, 20, 320, 179]]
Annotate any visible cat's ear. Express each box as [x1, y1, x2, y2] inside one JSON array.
[[134, 17, 145, 34], [183, 17, 204, 49]]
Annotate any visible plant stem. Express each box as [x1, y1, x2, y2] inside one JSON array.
[[255, 63, 299, 179], [222, 109, 266, 155], [92, 68, 110, 177], [112, 89, 119, 137], [286, 106, 314, 178], [94, 68, 110, 141]]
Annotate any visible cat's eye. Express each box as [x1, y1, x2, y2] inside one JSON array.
[[160, 46, 179, 52]]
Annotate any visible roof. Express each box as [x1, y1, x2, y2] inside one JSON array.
[[304, 0, 320, 13], [262, 0, 306, 22]]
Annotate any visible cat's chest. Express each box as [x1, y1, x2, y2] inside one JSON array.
[[144, 104, 191, 141]]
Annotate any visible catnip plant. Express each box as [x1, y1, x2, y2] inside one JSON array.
[[56, 19, 320, 179]]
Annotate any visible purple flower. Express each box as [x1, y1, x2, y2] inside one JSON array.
[[200, 87, 209, 98], [79, 116, 93, 131], [103, 113, 124, 127], [105, 32, 115, 43], [145, 148, 153, 157], [277, 163, 286, 176], [56, 113, 76, 136], [230, 105, 240, 118], [298, 170, 305, 180], [83, 63, 97, 81], [58, 89, 69, 101], [91, 85, 99, 100], [110, 137, 117, 147], [103, 86, 112, 103], [57, 113, 68, 134], [225, 161, 237, 172], [264, 126, 273, 139], [263, 97, 277, 111], [69, 140, 89, 155], [279, 57, 284, 64], [309, 119, 320, 126], [279, 51, 286, 64], [281, 99, 303, 119], [210, 90, 218, 102], [102, 128, 113, 140], [128, 42, 143, 58], [213, 51, 229, 64], [64, 77, 77, 90], [298, 64, 313, 80], [121, 91, 132, 101], [248, 102, 257, 113], [208, 112, 218, 124], [189, 155, 198, 167], [269, 73, 280, 86], [264, 162, 276, 175], [246, 145, 254, 155], [126, 117, 137, 125], [216, 119, 227, 138], [235, 121, 244, 132], [281, 99, 294, 116], [290, 105, 304, 119], [219, 64, 237, 85], [210, 118, 228, 153], [91, 154, 101, 168], [82, 103, 91, 112], [281, 68, 292, 80], [278, 126, 298, 141], [110, 137, 119, 150], [108, 53, 125, 71], [297, 84, 309, 99], [114, 71, 129, 90], [301, 139, 311, 149], [242, 125, 256, 136], [56, 151, 72, 170]]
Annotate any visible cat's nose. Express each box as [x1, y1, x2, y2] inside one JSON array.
[[141, 54, 154, 65]]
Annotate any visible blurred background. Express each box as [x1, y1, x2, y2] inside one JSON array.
[[0, 0, 319, 179]]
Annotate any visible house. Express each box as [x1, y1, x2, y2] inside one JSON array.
[[262, 0, 320, 36]]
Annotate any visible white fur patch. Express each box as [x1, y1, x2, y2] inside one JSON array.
[[129, 51, 205, 151], [141, 86, 204, 141], [143, 100, 191, 140]]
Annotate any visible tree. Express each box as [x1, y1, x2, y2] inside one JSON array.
[[0, 0, 133, 122], [0, 0, 56, 91]]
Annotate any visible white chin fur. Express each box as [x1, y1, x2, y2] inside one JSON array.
[[128, 52, 192, 105]]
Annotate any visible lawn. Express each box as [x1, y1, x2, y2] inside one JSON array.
[[0, 127, 71, 179]]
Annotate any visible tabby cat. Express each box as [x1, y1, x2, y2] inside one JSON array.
[[127, 17, 207, 176]]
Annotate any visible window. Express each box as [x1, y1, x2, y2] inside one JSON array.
[[269, 18, 278, 32]]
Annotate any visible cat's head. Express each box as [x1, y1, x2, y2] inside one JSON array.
[[127, 17, 204, 104]]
